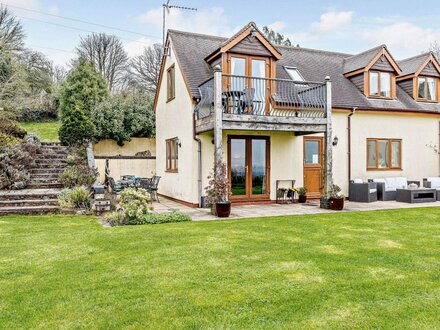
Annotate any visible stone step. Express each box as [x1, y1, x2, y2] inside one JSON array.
[[30, 168, 64, 174], [27, 182, 62, 189], [0, 189, 61, 201], [0, 205, 60, 215], [29, 178, 60, 184], [0, 199, 58, 207], [36, 159, 67, 164], [30, 174, 60, 180], [35, 154, 68, 160]]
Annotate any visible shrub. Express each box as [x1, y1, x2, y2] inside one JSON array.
[[119, 188, 152, 223], [0, 117, 27, 138], [59, 104, 95, 146], [104, 211, 126, 226], [0, 132, 21, 147], [144, 212, 191, 224], [58, 186, 91, 209], [205, 160, 230, 206], [92, 93, 155, 146], [59, 164, 96, 188]]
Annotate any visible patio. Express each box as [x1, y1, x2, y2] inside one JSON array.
[[153, 197, 440, 221]]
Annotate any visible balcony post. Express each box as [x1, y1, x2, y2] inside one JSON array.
[[324, 76, 333, 194], [213, 65, 223, 175]]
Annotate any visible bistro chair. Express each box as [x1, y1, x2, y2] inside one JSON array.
[[147, 175, 161, 202], [239, 87, 255, 114], [108, 177, 123, 195]]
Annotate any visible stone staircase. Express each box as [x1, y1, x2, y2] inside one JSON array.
[[0, 142, 69, 215]]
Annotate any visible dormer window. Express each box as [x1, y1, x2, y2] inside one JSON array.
[[417, 77, 437, 101], [369, 71, 391, 98], [284, 66, 304, 81]]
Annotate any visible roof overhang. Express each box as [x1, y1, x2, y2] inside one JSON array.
[[204, 22, 282, 63]]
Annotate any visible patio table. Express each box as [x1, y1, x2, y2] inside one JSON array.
[[396, 188, 436, 203]]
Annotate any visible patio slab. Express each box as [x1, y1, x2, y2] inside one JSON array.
[[152, 198, 440, 221]]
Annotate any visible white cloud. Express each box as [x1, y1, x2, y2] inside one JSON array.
[[363, 22, 439, 57], [311, 11, 353, 35], [47, 5, 59, 15], [137, 6, 235, 37], [268, 21, 286, 32], [1, 0, 41, 9], [124, 37, 157, 57]]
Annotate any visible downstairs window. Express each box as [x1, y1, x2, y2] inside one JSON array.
[[367, 138, 401, 170], [166, 138, 178, 172]]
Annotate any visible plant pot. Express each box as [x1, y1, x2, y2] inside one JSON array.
[[329, 197, 344, 211], [216, 202, 231, 218], [298, 195, 307, 203]]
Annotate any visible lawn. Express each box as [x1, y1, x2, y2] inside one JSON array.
[[19, 121, 60, 142], [1, 209, 440, 329]]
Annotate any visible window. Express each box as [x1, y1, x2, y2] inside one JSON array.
[[367, 138, 401, 170], [284, 66, 304, 81], [167, 64, 175, 101], [166, 138, 178, 172], [418, 77, 437, 101], [369, 71, 391, 98]]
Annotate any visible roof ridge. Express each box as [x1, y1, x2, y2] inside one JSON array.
[[398, 52, 430, 63], [168, 29, 227, 40], [276, 44, 351, 57]]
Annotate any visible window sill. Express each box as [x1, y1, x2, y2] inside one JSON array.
[[166, 96, 175, 103], [366, 95, 395, 100], [416, 99, 438, 103], [165, 169, 178, 173], [366, 168, 403, 171]]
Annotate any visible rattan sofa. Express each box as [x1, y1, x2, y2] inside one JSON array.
[[349, 179, 377, 202], [423, 177, 440, 201], [368, 177, 420, 201]]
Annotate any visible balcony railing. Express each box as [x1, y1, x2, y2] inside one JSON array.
[[195, 74, 327, 120]]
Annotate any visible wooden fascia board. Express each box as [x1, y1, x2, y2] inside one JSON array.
[[153, 37, 194, 112], [396, 74, 415, 81], [365, 47, 402, 75], [207, 26, 282, 62], [344, 68, 365, 78], [332, 107, 440, 116], [415, 53, 440, 77]]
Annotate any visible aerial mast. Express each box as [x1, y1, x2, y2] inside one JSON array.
[[162, 1, 197, 46]]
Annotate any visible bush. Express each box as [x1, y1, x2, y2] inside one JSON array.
[[105, 211, 191, 226], [104, 211, 126, 226], [17, 95, 59, 121], [92, 93, 155, 146], [119, 188, 152, 223], [59, 164, 96, 188], [0, 117, 27, 138], [0, 132, 21, 148], [57, 186, 91, 209], [59, 104, 95, 146]]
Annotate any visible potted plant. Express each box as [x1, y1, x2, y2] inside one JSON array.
[[328, 184, 345, 210], [297, 187, 308, 203], [205, 160, 231, 217]]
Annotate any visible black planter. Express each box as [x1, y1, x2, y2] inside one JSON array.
[[320, 196, 331, 209], [329, 197, 344, 210], [298, 195, 307, 203], [216, 202, 231, 218]]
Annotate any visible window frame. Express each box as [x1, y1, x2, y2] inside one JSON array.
[[368, 70, 392, 99], [366, 138, 402, 171], [284, 66, 305, 82], [166, 137, 179, 172], [416, 76, 438, 102], [166, 64, 175, 102]]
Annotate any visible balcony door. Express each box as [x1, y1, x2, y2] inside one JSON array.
[[228, 136, 270, 201], [227, 55, 270, 114], [303, 137, 323, 198]]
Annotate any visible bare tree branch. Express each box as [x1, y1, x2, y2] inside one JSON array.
[[128, 44, 163, 93], [0, 5, 25, 52], [75, 33, 128, 91]]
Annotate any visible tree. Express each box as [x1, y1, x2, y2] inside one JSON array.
[[429, 42, 440, 61], [59, 60, 108, 118], [129, 44, 163, 93], [262, 26, 292, 46], [58, 60, 107, 146], [75, 33, 128, 91], [0, 5, 25, 52], [59, 104, 95, 146]]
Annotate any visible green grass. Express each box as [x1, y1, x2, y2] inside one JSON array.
[[19, 121, 60, 142], [1, 209, 440, 329]]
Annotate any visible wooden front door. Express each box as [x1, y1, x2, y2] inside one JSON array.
[[228, 136, 270, 201], [303, 137, 323, 198]]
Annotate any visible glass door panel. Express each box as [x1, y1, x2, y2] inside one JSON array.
[[304, 140, 320, 165], [251, 139, 267, 195], [251, 59, 266, 114], [230, 138, 247, 196]]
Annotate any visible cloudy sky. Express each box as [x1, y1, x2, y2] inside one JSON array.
[[3, 0, 440, 66]]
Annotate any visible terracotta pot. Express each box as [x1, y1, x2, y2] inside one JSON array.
[[329, 197, 344, 210], [298, 195, 307, 203], [216, 202, 231, 218]]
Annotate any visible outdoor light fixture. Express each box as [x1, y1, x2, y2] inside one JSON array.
[[332, 136, 339, 146], [176, 137, 182, 148]]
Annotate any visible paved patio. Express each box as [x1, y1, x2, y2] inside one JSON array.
[[153, 197, 440, 221]]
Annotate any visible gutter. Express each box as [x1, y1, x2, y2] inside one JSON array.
[[193, 113, 202, 207], [347, 107, 357, 183]]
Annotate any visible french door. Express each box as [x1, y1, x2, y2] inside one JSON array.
[[228, 136, 270, 201]]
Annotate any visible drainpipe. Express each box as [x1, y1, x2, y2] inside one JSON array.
[[193, 112, 202, 207], [347, 107, 357, 183]]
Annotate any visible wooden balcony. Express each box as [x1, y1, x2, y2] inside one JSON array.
[[194, 74, 330, 134]]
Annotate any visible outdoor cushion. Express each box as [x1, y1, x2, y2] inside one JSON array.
[[384, 177, 397, 189], [353, 179, 363, 183], [369, 189, 377, 194], [395, 177, 407, 189], [372, 179, 385, 184], [385, 187, 397, 192], [427, 177, 440, 188]]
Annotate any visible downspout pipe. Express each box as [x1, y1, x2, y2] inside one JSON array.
[[347, 107, 357, 183], [193, 112, 202, 207]]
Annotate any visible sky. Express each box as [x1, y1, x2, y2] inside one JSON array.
[[2, 0, 440, 67]]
